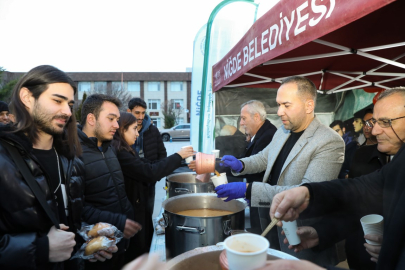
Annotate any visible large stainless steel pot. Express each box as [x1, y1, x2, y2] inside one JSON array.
[[162, 193, 246, 259], [165, 245, 298, 270], [166, 172, 215, 198]]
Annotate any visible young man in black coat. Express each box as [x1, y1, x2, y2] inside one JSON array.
[[79, 94, 141, 270], [127, 97, 167, 249], [0, 65, 114, 269], [0, 100, 10, 124]]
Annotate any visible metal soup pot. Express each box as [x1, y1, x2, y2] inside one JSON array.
[[166, 172, 215, 198], [162, 193, 246, 259]]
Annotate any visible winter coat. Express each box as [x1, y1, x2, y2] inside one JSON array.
[[0, 125, 85, 270], [305, 143, 405, 270], [77, 128, 134, 253], [220, 119, 277, 183], [115, 148, 182, 258], [132, 114, 167, 161]]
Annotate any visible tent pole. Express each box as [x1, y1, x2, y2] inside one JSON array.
[[198, 0, 256, 152]]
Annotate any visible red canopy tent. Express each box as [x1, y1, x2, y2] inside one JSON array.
[[212, 0, 405, 94]]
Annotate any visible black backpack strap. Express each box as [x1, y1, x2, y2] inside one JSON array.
[[1, 140, 60, 229]]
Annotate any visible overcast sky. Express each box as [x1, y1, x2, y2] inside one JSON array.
[[0, 0, 225, 72]]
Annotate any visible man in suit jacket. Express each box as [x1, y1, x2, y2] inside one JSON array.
[[218, 100, 277, 232], [216, 76, 345, 266]]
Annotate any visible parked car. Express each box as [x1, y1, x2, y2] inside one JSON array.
[[160, 124, 190, 141]]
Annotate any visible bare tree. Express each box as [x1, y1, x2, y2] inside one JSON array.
[[161, 100, 184, 128], [88, 83, 132, 111]]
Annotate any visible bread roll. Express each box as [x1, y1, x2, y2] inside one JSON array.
[[84, 236, 112, 256], [87, 223, 114, 237], [219, 125, 237, 136]]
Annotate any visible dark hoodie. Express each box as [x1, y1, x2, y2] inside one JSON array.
[[132, 114, 166, 161]]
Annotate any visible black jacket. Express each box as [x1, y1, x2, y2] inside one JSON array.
[[312, 144, 388, 269], [133, 115, 167, 161], [243, 120, 277, 183], [304, 144, 405, 270], [115, 148, 182, 257], [348, 144, 388, 178], [117, 149, 182, 211], [0, 125, 85, 270], [77, 128, 134, 252], [220, 119, 277, 183]]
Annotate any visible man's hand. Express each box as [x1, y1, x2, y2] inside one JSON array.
[[364, 234, 383, 263], [256, 259, 326, 270], [220, 155, 243, 172], [122, 253, 166, 270], [283, 226, 319, 252], [270, 186, 311, 223], [215, 182, 247, 202], [123, 219, 142, 239], [188, 160, 196, 171], [177, 146, 195, 159], [48, 224, 76, 262], [88, 245, 118, 262]]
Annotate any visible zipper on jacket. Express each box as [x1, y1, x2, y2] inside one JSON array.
[[100, 148, 125, 213]]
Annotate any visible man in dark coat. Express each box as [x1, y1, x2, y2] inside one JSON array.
[[79, 94, 141, 270], [341, 144, 388, 270], [0, 101, 10, 124], [268, 87, 405, 270], [217, 100, 277, 233], [329, 120, 359, 178], [127, 97, 167, 249], [0, 65, 113, 270]]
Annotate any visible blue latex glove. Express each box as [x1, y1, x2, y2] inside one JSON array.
[[219, 155, 243, 172], [215, 182, 247, 202]]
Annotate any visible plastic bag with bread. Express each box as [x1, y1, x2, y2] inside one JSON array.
[[71, 222, 123, 260], [84, 236, 116, 256]]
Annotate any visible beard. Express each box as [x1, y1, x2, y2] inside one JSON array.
[[94, 121, 113, 143], [282, 114, 306, 132], [32, 102, 69, 135]]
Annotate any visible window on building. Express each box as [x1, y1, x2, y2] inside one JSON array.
[[177, 118, 185, 125], [112, 81, 125, 91], [148, 81, 160, 91], [148, 99, 160, 110], [170, 81, 183, 91], [128, 81, 140, 92], [94, 81, 107, 92], [172, 99, 184, 110], [151, 117, 161, 129], [78, 82, 91, 99]]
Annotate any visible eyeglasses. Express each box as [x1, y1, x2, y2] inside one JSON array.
[[365, 116, 405, 128]]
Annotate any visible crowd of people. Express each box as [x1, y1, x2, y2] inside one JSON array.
[[1, 65, 405, 270], [215, 79, 405, 269], [0, 65, 193, 270]]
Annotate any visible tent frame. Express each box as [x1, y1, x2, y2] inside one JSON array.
[[223, 39, 405, 94]]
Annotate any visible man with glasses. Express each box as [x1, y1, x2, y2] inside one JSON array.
[[266, 87, 405, 270]]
